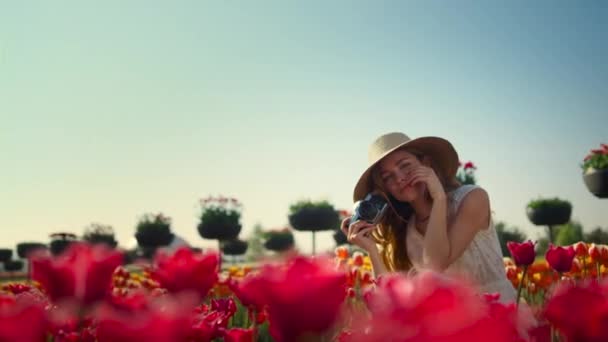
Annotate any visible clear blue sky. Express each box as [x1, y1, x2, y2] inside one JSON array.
[[1, 1, 607, 254]]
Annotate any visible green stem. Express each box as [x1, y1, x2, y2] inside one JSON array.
[[582, 256, 587, 278], [252, 309, 258, 341], [516, 265, 528, 306]]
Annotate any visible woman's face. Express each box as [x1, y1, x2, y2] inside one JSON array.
[[377, 149, 427, 202]]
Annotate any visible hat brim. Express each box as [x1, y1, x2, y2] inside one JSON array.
[[353, 136, 459, 202]]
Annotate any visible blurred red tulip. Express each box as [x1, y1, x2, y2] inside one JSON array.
[[222, 328, 254, 342], [151, 247, 219, 299], [545, 244, 576, 273], [573, 242, 588, 258], [210, 297, 237, 317], [464, 161, 476, 170], [95, 292, 195, 342], [346, 271, 530, 342], [258, 256, 347, 342], [544, 279, 608, 341], [507, 241, 536, 266], [589, 244, 601, 263], [0, 293, 48, 342], [228, 274, 267, 311], [191, 300, 236, 341], [30, 243, 123, 305]]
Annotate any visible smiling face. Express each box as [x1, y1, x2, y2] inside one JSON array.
[[375, 149, 428, 202]]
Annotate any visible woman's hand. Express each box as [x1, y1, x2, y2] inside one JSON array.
[[405, 165, 446, 200], [340, 217, 378, 253]]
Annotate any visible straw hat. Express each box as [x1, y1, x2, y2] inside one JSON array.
[[353, 132, 459, 202]]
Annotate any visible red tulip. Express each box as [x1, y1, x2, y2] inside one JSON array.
[[95, 292, 195, 342], [346, 271, 530, 342], [228, 274, 267, 311], [506, 241, 536, 266], [545, 244, 576, 273], [30, 242, 123, 305], [591, 148, 604, 155], [244, 307, 267, 325], [222, 328, 255, 342], [151, 247, 219, 298], [49, 313, 96, 342], [590, 244, 601, 262], [573, 242, 588, 258], [464, 161, 476, 170], [257, 256, 347, 342], [190, 300, 237, 340], [210, 297, 237, 317], [0, 293, 48, 342], [544, 279, 608, 341]]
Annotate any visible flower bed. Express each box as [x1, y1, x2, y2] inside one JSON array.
[[1, 242, 608, 341]]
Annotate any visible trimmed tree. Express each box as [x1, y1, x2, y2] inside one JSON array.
[[83, 223, 118, 248], [333, 209, 352, 247], [197, 196, 243, 254], [16, 242, 47, 259], [263, 228, 295, 253], [49, 232, 78, 256], [526, 197, 572, 244], [288, 200, 339, 255], [134, 213, 174, 259]]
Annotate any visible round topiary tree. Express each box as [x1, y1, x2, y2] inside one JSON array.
[[83, 223, 118, 248], [16, 242, 47, 259], [221, 238, 248, 266], [134, 213, 174, 259], [4, 260, 24, 272], [221, 239, 248, 256], [0, 249, 12, 263], [263, 228, 295, 253], [333, 210, 352, 247], [288, 200, 339, 255], [526, 197, 572, 243], [197, 196, 243, 253], [49, 232, 78, 256]]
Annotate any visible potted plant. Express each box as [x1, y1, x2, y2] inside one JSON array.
[[526, 197, 572, 243], [49, 232, 78, 256], [333, 210, 352, 247], [288, 200, 339, 255], [134, 213, 174, 258], [3, 259, 24, 272], [83, 223, 118, 248], [581, 143, 608, 198], [221, 239, 249, 256], [16, 242, 47, 259], [263, 227, 295, 252], [0, 249, 12, 263], [456, 161, 477, 185], [197, 196, 243, 252]]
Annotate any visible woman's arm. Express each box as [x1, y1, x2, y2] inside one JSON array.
[[340, 218, 389, 278], [367, 248, 389, 278], [421, 192, 449, 270], [423, 188, 490, 271]]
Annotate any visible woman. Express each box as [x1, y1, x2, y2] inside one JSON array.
[[341, 132, 516, 303]]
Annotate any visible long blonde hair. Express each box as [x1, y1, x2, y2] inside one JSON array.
[[369, 147, 460, 272]]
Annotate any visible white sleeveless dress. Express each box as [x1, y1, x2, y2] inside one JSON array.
[[405, 184, 517, 303]]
